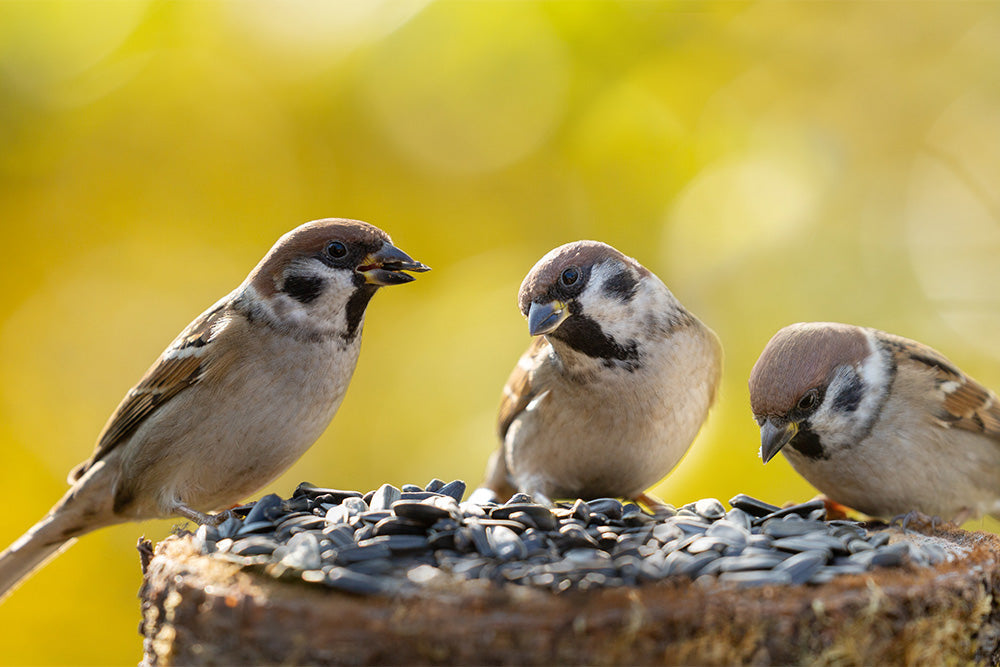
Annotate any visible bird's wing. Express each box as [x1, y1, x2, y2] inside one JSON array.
[[69, 298, 232, 483], [889, 336, 1000, 440], [496, 336, 550, 442], [484, 337, 553, 499]]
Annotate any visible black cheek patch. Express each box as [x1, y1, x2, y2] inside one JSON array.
[[832, 373, 864, 413], [603, 269, 638, 302], [283, 275, 326, 304], [343, 283, 378, 342], [789, 424, 829, 460], [551, 313, 640, 370]]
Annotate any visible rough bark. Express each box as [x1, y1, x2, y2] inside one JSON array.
[[139, 526, 1000, 666]]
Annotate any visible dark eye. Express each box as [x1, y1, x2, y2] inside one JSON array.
[[560, 267, 580, 286], [797, 389, 820, 412], [326, 241, 348, 259]]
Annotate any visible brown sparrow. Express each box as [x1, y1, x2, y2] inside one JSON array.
[[750, 321, 1000, 522], [0, 218, 428, 601], [471, 241, 722, 507]]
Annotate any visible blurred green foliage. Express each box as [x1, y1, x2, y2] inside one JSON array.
[[2, 1, 1000, 663]]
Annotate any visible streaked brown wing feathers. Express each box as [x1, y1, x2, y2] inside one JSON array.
[[496, 337, 548, 442], [889, 335, 1000, 440], [69, 302, 227, 482]]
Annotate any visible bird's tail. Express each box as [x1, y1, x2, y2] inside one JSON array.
[[0, 462, 119, 603], [0, 518, 79, 604]]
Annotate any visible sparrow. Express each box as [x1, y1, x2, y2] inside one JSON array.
[[471, 241, 722, 507], [0, 218, 428, 602], [749, 321, 1000, 523]]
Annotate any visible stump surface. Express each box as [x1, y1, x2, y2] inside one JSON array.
[[139, 526, 1000, 665]]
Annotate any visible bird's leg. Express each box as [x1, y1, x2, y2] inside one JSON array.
[[173, 504, 232, 527]]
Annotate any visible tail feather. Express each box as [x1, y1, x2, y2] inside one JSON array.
[[0, 461, 119, 603], [0, 518, 79, 603]]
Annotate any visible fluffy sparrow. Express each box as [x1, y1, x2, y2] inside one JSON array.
[[0, 218, 428, 601], [471, 241, 722, 507], [749, 321, 1000, 522]]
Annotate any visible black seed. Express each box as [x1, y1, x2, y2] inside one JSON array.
[[281, 532, 322, 571], [391, 500, 453, 524], [369, 484, 402, 512], [728, 494, 781, 518], [325, 567, 386, 595], [358, 534, 429, 553], [761, 519, 829, 538], [322, 524, 356, 547], [372, 516, 427, 537], [774, 551, 827, 584], [293, 484, 364, 503], [491, 504, 558, 531], [571, 499, 592, 524], [468, 523, 494, 557], [771, 537, 833, 559], [588, 498, 624, 521], [489, 526, 527, 561], [216, 516, 243, 540], [237, 521, 275, 536], [438, 480, 467, 502], [231, 536, 279, 557], [400, 491, 439, 501], [763, 500, 827, 521], [695, 498, 726, 520], [359, 510, 393, 525], [335, 543, 392, 565], [244, 493, 285, 524]]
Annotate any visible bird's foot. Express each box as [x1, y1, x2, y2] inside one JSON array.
[[890, 510, 948, 533], [174, 505, 234, 527]]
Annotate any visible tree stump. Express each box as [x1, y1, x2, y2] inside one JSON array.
[[139, 525, 1000, 665]]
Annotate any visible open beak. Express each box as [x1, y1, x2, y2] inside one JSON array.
[[760, 418, 798, 464], [359, 243, 430, 286], [527, 300, 570, 336]]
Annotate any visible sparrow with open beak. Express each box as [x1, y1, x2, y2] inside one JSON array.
[[0, 218, 428, 602], [472, 241, 722, 507], [749, 321, 1000, 522]]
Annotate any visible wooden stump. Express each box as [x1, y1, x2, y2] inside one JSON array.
[[139, 525, 1000, 665]]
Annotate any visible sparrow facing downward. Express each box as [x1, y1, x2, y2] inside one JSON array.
[[749, 322, 1000, 522], [0, 218, 428, 602], [473, 241, 722, 507]]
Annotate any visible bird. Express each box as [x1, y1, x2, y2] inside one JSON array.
[[749, 321, 1000, 523], [471, 240, 722, 508], [0, 218, 429, 602]]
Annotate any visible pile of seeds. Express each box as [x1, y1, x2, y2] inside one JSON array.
[[190, 479, 954, 596]]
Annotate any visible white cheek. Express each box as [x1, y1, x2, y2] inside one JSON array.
[[581, 263, 677, 343], [810, 340, 892, 449], [245, 267, 359, 340]]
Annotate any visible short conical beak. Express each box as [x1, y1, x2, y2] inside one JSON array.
[[359, 243, 430, 286], [527, 300, 569, 336], [760, 418, 798, 464]]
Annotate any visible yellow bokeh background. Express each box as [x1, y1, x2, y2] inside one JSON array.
[[2, 2, 1000, 663]]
